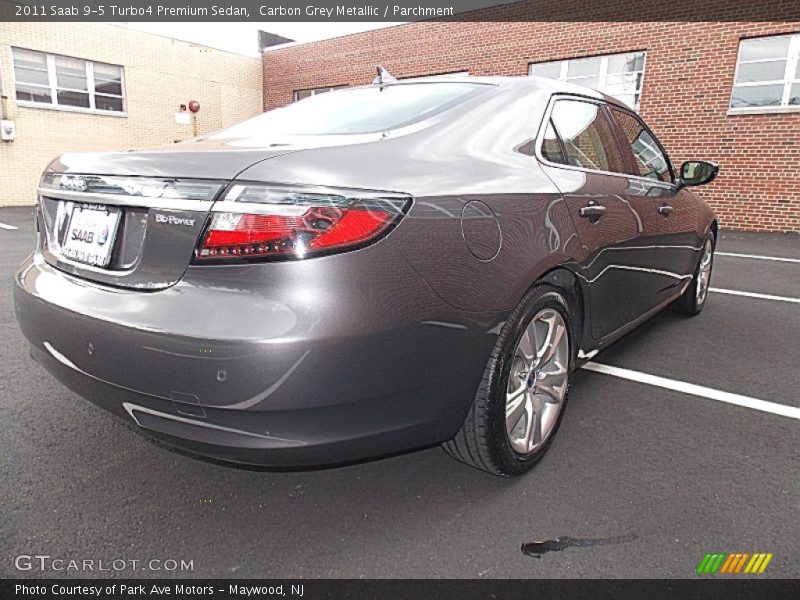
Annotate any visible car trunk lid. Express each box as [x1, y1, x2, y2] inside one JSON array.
[[37, 144, 295, 290]]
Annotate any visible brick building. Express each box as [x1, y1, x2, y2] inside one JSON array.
[[0, 22, 263, 205], [262, 17, 800, 233]]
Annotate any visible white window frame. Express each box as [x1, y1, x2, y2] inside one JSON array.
[[528, 52, 646, 111], [12, 48, 126, 116], [729, 33, 800, 115]]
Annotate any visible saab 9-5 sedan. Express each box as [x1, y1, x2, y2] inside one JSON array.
[[14, 73, 718, 476]]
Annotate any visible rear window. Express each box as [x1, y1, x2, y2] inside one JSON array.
[[212, 83, 489, 138], [548, 99, 626, 174]]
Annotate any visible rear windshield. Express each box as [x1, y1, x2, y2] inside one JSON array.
[[212, 82, 489, 138]]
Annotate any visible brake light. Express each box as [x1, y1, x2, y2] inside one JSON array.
[[195, 184, 410, 261]]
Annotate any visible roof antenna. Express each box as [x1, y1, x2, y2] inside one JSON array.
[[372, 65, 397, 89]]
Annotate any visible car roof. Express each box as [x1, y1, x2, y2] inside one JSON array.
[[373, 74, 628, 111]]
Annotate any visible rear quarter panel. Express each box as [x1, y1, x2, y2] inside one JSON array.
[[236, 83, 583, 313]]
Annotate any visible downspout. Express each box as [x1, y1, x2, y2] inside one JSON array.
[[0, 54, 8, 119]]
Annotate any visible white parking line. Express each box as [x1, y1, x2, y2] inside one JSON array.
[[709, 288, 800, 304], [0, 222, 19, 230], [582, 362, 800, 420], [717, 251, 800, 264]]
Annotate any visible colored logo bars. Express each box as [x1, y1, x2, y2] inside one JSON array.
[[697, 552, 773, 574]]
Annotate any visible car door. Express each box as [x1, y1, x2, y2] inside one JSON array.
[[538, 96, 663, 340], [607, 105, 700, 305]]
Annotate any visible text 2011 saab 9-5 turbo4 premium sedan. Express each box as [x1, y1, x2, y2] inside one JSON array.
[[14, 73, 719, 476]]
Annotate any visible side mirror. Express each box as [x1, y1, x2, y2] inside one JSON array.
[[679, 160, 719, 187]]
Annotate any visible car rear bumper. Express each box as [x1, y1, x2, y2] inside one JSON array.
[[25, 341, 452, 466], [14, 249, 502, 466]]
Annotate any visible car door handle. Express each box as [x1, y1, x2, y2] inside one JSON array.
[[658, 205, 674, 217], [579, 204, 607, 218]]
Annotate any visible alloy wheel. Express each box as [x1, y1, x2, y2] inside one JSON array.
[[696, 239, 713, 305], [505, 308, 569, 455]]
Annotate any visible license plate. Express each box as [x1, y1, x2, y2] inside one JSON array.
[[61, 204, 121, 267]]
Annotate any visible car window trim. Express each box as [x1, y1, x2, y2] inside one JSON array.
[[542, 118, 568, 165], [534, 93, 677, 190]]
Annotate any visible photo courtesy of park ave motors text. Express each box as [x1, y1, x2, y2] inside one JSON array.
[[0, 0, 798, 587]]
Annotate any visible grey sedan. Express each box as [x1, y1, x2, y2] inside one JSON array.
[[14, 75, 718, 476]]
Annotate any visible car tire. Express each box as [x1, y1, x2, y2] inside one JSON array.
[[443, 283, 572, 477], [673, 234, 715, 316]]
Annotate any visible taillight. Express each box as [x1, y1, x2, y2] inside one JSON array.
[[195, 184, 411, 262]]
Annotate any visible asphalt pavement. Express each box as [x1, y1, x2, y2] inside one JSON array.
[[1, 206, 798, 579]]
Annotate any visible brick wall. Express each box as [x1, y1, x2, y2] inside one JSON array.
[[262, 19, 800, 233], [0, 23, 263, 206]]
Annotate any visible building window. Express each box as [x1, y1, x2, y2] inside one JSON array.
[[293, 86, 345, 101], [730, 34, 800, 111], [529, 52, 646, 110], [12, 48, 125, 114]]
